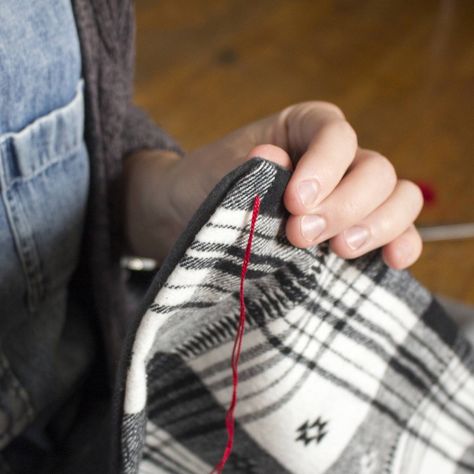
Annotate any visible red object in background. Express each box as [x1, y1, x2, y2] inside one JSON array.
[[414, 180, 437, 206]]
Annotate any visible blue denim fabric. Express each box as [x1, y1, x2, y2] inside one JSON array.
[[0, 2, 82, 134], [0, 0, 92, 462]]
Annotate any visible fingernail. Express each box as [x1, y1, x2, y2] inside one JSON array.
[[298, 179, 320, 208], [301, 215, 326, 242], [344, 225, 370, 250]]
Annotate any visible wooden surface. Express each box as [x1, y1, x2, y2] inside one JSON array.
[[134, 0, 474, 304]]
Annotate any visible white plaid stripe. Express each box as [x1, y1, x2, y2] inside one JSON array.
[[119, 159, 474, 474]]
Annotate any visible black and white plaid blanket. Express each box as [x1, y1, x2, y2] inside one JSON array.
[[114, 158, 474, 473]]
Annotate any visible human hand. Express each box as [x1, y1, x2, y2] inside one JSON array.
[[124, 102, 423, 268]]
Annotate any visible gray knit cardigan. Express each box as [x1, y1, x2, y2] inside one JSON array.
[[72, 0, 181, 374]]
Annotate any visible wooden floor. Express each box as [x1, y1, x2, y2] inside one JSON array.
[[134, 0, 474, 304]]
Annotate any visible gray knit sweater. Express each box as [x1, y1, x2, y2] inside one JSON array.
[[72, 0, 181, 375]]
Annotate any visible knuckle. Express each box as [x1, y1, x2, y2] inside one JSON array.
[[278, 104, 296, 122], [314, 101, 346, 119], [399, 179, 424, 210], [377, 215, 393, 235], [288, 101, 346, 120], [398, 227, 423, 267], [373, 154, 397, 187], [411, 228, 423, 253], [338, 197, 360, 222], [323, 119, 358, 147]]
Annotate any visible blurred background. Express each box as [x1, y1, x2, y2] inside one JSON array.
[[133, 0, 474, 305]]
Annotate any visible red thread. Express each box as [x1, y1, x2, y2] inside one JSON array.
[[211, 195, 261, 474]]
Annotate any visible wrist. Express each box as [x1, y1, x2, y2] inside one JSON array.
[[122, 148, 181, 261]]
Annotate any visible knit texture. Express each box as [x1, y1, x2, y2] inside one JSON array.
[[71, 0, 182, 374], [116, 158, 474, 473]]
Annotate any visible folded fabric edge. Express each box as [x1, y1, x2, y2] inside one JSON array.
[[109, 157, 290, 472]]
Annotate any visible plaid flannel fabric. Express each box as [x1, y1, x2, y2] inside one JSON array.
[[116, 159, 474, 473]]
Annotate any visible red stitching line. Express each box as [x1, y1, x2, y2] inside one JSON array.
[[212, 195, 261, 473]]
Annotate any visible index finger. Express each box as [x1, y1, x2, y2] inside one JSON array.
[[281, 104, 358, 216]]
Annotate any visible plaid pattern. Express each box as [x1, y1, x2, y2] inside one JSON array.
[[117, 159, 474, 474]]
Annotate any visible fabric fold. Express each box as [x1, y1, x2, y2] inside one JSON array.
[[115, 158, 474, 474]]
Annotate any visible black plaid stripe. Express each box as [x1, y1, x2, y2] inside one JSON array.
[[120, 159, 474, 473]]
